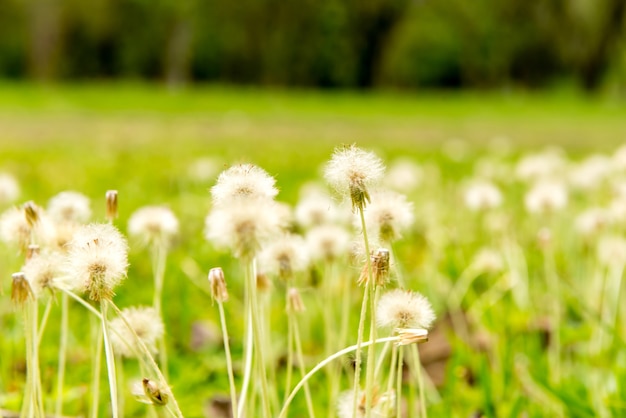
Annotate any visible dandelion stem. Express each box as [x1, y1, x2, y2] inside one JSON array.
[[101, 300, 119, 418], [90, 319, 104, 418], [410, 343, 427, 418], [55, 292, 69, 418], [152, 243, 169, 381], [543, 244, 561, 384], [238, 301, 254, 418], [396, 346, 404, 416], [217, 301, 238, 417], [36, 296, 54, 347], [292, 312, 316, 418], [279, 336, 399, 418]]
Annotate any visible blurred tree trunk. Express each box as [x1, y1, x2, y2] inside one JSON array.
[[28, 0, 63, 80], [579, 0, 626, 91], [165, 17, 192, 88], [354, 0, 409, 88]]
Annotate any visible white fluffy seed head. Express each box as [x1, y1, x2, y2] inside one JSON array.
[[376, 288, 435, 329], [0, 173, 20, 205], [383, 158, 422, 193], [324, 145, 385, 211], [569, 155, 612, 190], [306, 225, 351, 262], [0, 205, 56, 251], [109, 306, 164, 358], [204, 199, 285, 259], [361, 191, 414, 243], [471, 248, 504, 274], [295, 192, 343, 229], [464, 181, 502, 211], [597, 235, 626, 268], [211, 163, 278, 207], [575, 208, 610, 237], [47, 191, 92, 224], [22, 251, 65, 298], [524, 181, 568, 214], [128, 206, 179, 248], [65, 223, 129, 301], [516, 150, 567, 182], [259, 233, 309, 280]]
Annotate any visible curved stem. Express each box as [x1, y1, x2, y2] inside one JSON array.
[[237, 303, 254, 418], [101, 300, 119, 418], [36, 296, 54, 347], [279, 336, 399, 418]]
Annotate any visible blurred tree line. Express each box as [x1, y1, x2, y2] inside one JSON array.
[[0, 0, 625, 91]]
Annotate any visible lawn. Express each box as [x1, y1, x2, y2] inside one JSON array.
[[1, 83, 625, 417]]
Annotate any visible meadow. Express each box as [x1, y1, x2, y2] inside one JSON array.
[[1, 83, 626, 417]]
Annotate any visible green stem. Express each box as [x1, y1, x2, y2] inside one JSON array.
[[152, 244, 169, 381], [396, 346, 404, 416], [352, 282, 370, 416], [543, 246, 560, 384], [36, 296, 54, 347], [237, 302, 254, 418], [410, 343, 427, 418], [384, 343, 397, 416], [101, 300, 119, 418], [246, 258, 271, 417], [55, 292, 69, 418], [279, 336, 399, 418], [284, 309, 294, 404], [90, 320, 104, 418], [292, 312, 315, 418], [217, 301, 238, 417]]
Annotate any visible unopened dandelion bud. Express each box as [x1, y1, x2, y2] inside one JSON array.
[[287, 287, 305, 313], [26, 244, 40, 261], [106, 190, 118, 222], [358, 248, 390, 287], [11, 272, 33, 304], [142, 378, 169, 406], [395, 328, 429, 345], [208, 267, 229, 303], [256, 272, 272, 293], [23, 201, 39, 227]]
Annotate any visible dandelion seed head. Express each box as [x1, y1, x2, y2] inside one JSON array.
[[361, 191, 414, 242], [306, 224, 350, 262], [597, 235, 626, 268], [516, 149, 567, 182], [211, 163, 278, 206], [128, 206, 179, 248], [65, 223, 129, 301], [464, 181, 502, 211], [295, 192, 343, 229], [47, 191, 91, 224], [377, 288, 435, 329], [569, 155, 612, 190], [383, 158, 422, 193], [204, 199, 284, 259], [324, 145, 385, 211], [575, 208, 609, 237], [471, 248, 504, 274], [0, 173, 20, 205], [0, 205, 55, 251], [22, 251, 65, 297], [259, 233, 309, 280], [524, 181, 568, 214], [110, 306, 164, 358]]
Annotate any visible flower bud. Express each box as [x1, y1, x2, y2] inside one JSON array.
[[208, 267, 229, 303]]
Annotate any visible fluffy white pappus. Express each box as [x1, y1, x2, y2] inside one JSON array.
[[65, 223, 129, 301], [295, 192, 343, 229], [324, 145, 385, 210], [597, 235, 626, 268], [524, 181, 568, 214], [608, 197, 626, 226], [515, 149, 567, 182], [204, 199, 285, 259], [22, 251, 65, 298], [47, 191, 91, 224], [109, 306, 164, 358], [259, 233, 309, 280], [575, 208, 610, 237], [471, 248, 504, 274], [569, 155, 612, 190], [336, 389, 393, 418], [210, 163, 278, 206], [306, 224, 351, 262], [464, 181, 502, 211], [0, 205, 56, 251], [383, 158, 422, 193], [128, 205, 179, 247], [187, 157, 222, 182], [0, 173, 20, 204], [376, 288, 436, 329], [361, 191, 414, 243]]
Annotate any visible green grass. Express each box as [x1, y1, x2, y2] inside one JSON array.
[[1, 83, 626, 417]]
